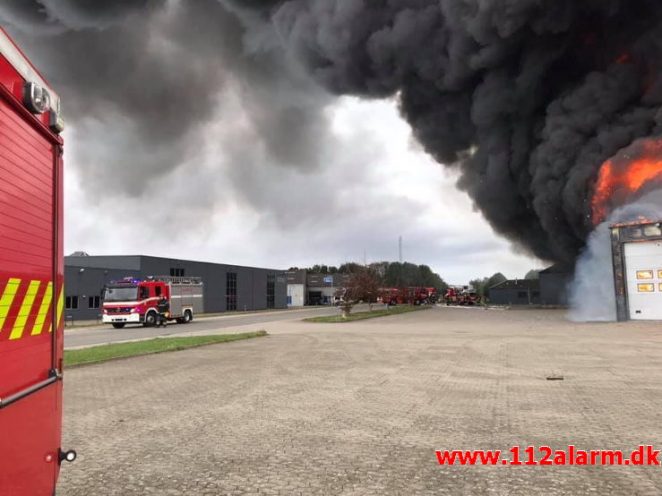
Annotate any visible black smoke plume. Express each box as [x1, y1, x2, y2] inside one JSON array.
[[4, 1, 662, 263], [232, 0, 662, 263]]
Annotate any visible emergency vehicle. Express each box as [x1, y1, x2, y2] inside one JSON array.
[[0, 27, 74, 495], [380, 287, 434, 305], [102, 276, 204, 328], [444, 286, 482, 306]]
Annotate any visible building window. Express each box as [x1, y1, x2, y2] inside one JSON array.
[[517, 291, 527, 298], [170, 268, 185, 277], [267, 274, 275, 309], [66, 296, 79, 310], [88, 296, 100, 309], [226, 272, 237, 311], [638, 283, 655, 293]]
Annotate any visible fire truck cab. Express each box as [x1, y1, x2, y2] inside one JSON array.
[[0, 27, 72, 496], [102, 276, 204, 328]]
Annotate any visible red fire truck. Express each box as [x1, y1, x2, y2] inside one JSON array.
[[0, 27, 74, 495], [444, 286, 482, 306], [380, 287, 435, 305], [102, 276, 204, 328]]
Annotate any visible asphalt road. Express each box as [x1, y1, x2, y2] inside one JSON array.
[[63, 305, 352, 349], [58, 307, 662, 495]]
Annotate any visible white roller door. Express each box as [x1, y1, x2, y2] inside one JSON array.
[[624, 241, 662, 320]]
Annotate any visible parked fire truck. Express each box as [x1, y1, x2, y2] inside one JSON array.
[[0, 27, 74, 495], [380, 287, 435, 305], [444, 286, 482, 306], [102, 276, 204, 328]]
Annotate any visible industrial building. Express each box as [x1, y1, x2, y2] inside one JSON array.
[[65, 254, 287, 321], [285, 270, 351, 306], [487, 279, 541, 305], [539, 264, 572, 306], [488, 264, 572, 306], [610, 220, 662, 321]]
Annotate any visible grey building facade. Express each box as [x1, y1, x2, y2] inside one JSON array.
[[488, 279, 541, 305], [65, 255, 287, 320], [284, 270, 352, 306], [539, 264, 572, 306]]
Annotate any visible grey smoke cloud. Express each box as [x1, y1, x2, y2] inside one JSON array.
[[2, 0, 334, 201]]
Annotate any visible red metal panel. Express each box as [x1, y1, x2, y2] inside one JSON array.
[[0, 385, 61, 496], [0, 59, 63, 494]]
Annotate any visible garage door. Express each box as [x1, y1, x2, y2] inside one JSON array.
[[624, 241, 662, 320]]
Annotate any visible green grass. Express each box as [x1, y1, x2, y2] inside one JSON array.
[[304, 305, 429, 323], [64, 331, 268, 367]]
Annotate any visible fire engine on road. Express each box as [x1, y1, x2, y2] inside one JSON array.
[[102, 276, 204, 328], [0, 27, 75, 496]]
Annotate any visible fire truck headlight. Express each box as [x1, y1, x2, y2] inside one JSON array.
[[23, 82, 51, 114]]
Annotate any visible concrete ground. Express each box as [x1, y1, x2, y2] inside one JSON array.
[[58, 307, 662, 495]]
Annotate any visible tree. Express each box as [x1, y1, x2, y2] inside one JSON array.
[[525, 269, 540, 280], [338, 262, 362, 274], [338, 267, 381, 318], [470, 272, 508, 299], [487, 272, 507, 287], [382, 262, 447, 290]]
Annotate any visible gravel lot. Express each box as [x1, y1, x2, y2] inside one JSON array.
[[58, 307, 662, 495]]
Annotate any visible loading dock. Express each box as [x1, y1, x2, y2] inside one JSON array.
[[611, 220, 662, 321]]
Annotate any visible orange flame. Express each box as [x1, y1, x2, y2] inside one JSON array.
[[592, 139, 662, 224]]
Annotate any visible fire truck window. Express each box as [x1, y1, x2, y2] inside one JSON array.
[[155, 286, 162, 297], [139, 287, 149, 300], [636, 270, 654, 280], [637, 283, 655, 293]]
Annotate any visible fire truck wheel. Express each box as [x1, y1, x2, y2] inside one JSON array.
[[144, 311, 157, 327], [111, 323, 125, 329], [183, 310, 192, 323]]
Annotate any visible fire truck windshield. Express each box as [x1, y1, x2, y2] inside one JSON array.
[[103, 286, 138, 302]]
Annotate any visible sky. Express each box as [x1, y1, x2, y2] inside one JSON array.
[[0, 0, 552, 285], [63, 94, 543, 284]]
